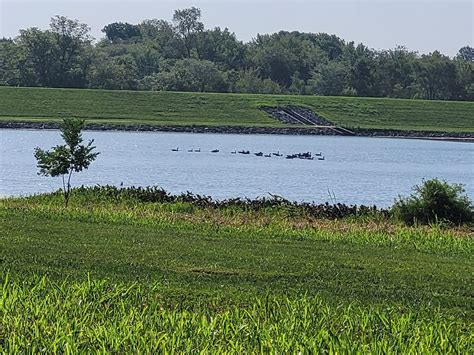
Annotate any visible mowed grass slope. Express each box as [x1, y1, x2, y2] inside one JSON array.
[[1, 86, 473, 132], [0, 191, 473, 351]]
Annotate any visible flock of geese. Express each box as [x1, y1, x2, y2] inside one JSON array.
[[171, 147, 325, 160]]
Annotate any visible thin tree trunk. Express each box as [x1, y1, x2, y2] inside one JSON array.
[[64, 169, 74, 208], [62, 174, 67, 207]]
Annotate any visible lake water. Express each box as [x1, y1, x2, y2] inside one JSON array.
[[1, 129, 473, 207]]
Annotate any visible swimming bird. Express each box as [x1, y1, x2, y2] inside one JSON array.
[[211, 149, 219, 153], [171, 147, 179, 152], [195, 148, 201, 152], [188, 148, 193, 152]]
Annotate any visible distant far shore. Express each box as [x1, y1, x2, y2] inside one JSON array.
[[1, 121, 473, 143]]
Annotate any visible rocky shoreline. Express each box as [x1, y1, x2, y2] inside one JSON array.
[[1, 121, 472, 142]]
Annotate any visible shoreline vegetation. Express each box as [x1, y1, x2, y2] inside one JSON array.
[[1, 186, 473, 351]]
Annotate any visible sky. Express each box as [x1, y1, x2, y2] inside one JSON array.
[[1, 0, 472, 57]]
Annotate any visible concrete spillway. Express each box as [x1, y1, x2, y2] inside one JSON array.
[[261, 106, 355, 136]]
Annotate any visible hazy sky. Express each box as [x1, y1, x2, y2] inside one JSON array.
[[1, 0, 472, 57]]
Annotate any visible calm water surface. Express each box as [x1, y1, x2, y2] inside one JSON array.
[[1, 129, 472, 207]]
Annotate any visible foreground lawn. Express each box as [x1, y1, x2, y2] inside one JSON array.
[[1, 86, 473, 132], [0, 191, 472, 351]]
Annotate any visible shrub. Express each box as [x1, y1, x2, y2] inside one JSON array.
[[392, 179, 473, 225], [53, 185, 389, 219]]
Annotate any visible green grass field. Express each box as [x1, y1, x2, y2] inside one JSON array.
[[1, 86, 473, 132], [1, 190, 472, 352]]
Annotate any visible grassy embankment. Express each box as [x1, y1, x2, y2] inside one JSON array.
[[0, 189, 472, 352], [1, 86, 473, 132]]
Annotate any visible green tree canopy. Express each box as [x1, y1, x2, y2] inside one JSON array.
[[1, 9, 472, 100], [173, 7, 204, 58], [102, 22, 142, 42]]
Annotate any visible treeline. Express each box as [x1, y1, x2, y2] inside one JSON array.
[[1, 8, 473, 100]]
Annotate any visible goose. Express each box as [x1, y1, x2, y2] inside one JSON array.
[[231, 150, 237, 154], [195, 148, 201, 152], [188, 148, 193, 152], [171, 147, 179, 152]]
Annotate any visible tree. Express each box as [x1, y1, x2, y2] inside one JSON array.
[[49, 16, 92, 87], [309, 61, 349, 96], [344, 43, 378, 97], [374, 46, 417, 98], [172, 7, 204, 57], [16, 27, 56, 86], [195, 27, 246, 69], [87, 42, 140, 90], [15, 16, 92, 88], [454, 59, 474, 100], [130, 43, 161, 77], [249, 31, 324, 87], [34, 118, 99, 207], [249, 34, 295, 87], [142, 58, 227, 92], [233, 69, 282, 94], [415, 51, 457, 100], [310, 33, 345, 60], [138, 19, 185, 59], [456, 46, 474, 62], [102, 22, 141, 42], [0, 39, 22, 85]]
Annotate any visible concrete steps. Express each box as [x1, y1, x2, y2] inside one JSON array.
[[262, 106, 355, 136]]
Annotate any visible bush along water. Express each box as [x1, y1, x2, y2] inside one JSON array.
[[392, 178, 473, 225], [24, 179, 473, 226], [39, 185, 389, 220]]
